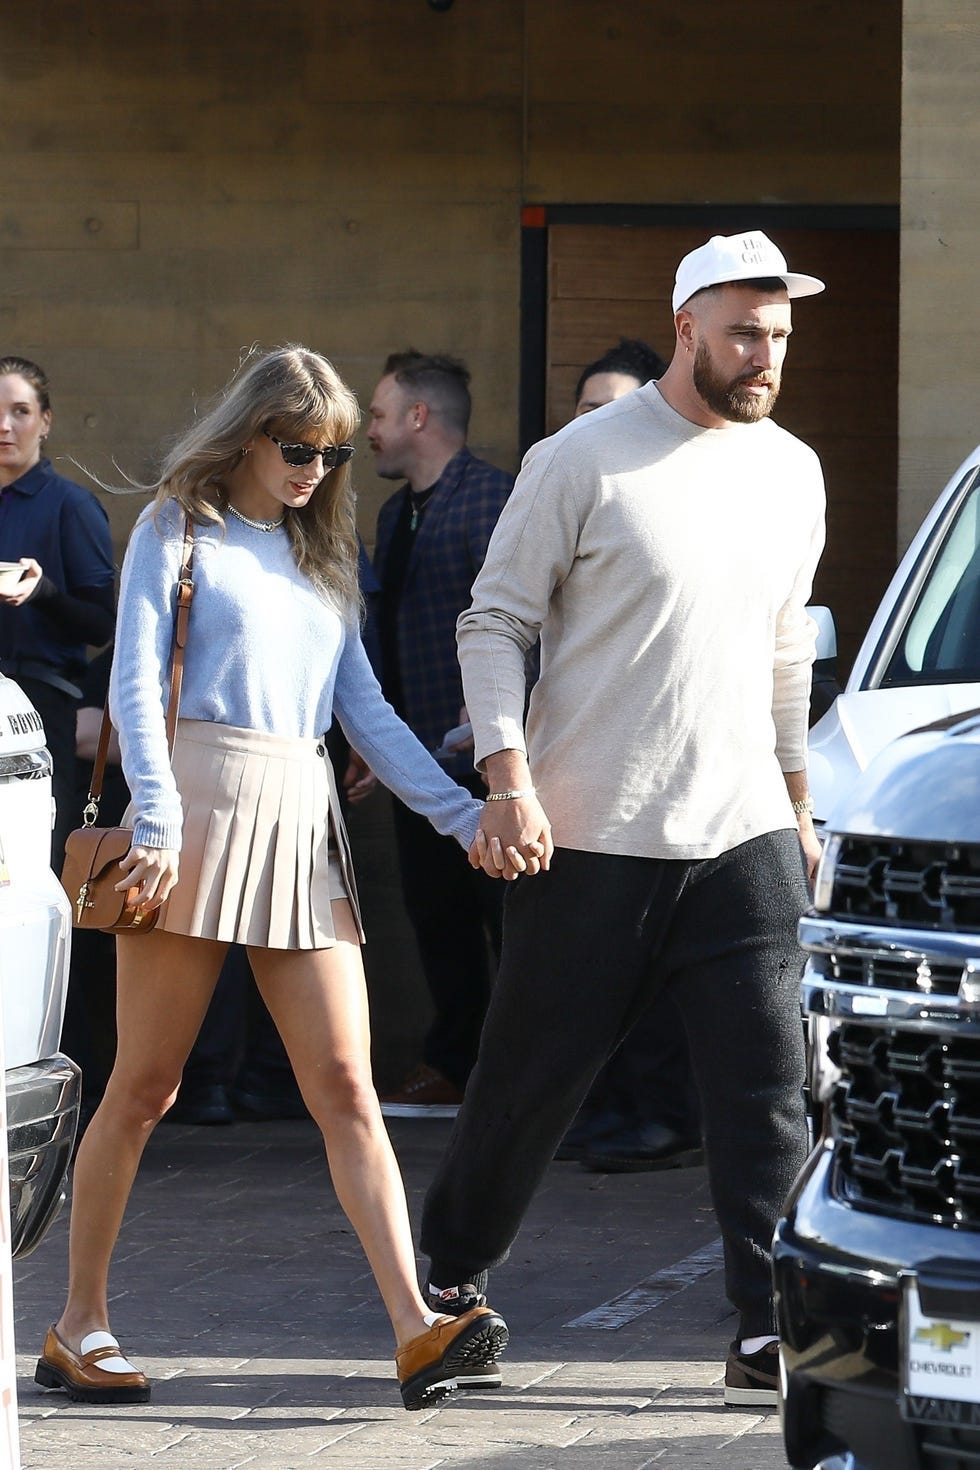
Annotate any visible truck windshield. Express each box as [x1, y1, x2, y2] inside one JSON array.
[[882, 467, 980, 685]]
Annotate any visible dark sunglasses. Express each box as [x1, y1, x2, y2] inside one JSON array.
[[264, 430, 355, 470]]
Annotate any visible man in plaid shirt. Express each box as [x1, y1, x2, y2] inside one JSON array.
[[370, 351, 513, 1117]]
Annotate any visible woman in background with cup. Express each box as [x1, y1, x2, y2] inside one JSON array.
[[0, 357, 115, 867]]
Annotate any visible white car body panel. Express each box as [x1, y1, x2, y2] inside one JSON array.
[[0, 672, 79, 1258], [0, 675, 71, 1067], [808, 443, 980, 824]]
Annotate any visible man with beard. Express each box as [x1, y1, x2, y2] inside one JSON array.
[[369, 352, 513, 1118], [419, 232, 826, 1408]]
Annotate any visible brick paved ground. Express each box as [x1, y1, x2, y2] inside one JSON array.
[[13, 1118, 792, 1470]]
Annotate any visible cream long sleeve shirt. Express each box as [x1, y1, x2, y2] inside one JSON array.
[[456, 383, 826, 860]]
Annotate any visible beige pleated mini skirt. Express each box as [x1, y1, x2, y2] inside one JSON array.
[[130, 719, 363, 951]]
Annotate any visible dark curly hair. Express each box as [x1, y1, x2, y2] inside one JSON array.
[[574, 339, 666, 407]]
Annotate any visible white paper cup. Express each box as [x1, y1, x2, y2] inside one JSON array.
[[0, 564, 27, 594]]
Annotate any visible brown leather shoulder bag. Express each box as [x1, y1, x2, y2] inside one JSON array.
[[61, 515, 195, 933]]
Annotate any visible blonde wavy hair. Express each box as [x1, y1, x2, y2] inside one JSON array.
[[154, 346, 362, 618]]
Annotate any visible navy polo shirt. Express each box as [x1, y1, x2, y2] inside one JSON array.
[[0, 459, 115, 679]]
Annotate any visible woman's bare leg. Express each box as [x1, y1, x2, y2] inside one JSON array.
[[55, 930, 229, 1350], [247, 902, 432, 1350]]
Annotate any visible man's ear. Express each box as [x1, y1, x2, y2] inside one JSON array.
[[411, 401, 429, 431], [675, 309, 696, 352]]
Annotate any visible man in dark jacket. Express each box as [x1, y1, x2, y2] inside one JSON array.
[[370, 351, 513, 1115]]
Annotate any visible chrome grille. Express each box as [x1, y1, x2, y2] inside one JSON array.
[[828, 952, 965, 996], [918, 1424, 980, 1469], [831, 837, 980, 931], [830, 1022, 980, 1228]]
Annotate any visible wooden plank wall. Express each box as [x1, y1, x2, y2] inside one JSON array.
[[524, 1, 900, 205], [900, 0, 980, 549], [1, 1, 526, 553], [1, 0, 901, 560]]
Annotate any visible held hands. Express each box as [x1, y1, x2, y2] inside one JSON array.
[[114, 844, 179, 911], [469, 792, 553, 881], [0, 558, 42, 607]]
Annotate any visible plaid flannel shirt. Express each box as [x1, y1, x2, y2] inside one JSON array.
[[374, 446, 513, 772]]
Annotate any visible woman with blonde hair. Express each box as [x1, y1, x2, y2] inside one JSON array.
[[36, 346, 511, 1412]]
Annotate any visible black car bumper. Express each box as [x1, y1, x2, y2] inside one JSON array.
[[774, 1141, 980, 1470]]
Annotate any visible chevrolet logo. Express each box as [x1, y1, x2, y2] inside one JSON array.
[[914, 1323, 972, 1352], [915, 960, 933, 992]]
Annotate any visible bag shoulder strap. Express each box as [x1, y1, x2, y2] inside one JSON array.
[[166, 515, 197, 751], [84, 514, 196, 823]]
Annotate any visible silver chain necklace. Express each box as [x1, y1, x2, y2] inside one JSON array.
[[225, 502, 285, 532]]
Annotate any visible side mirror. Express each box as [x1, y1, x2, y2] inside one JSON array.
[[807, 605, 840, 726], [808, 605, 837, 663]]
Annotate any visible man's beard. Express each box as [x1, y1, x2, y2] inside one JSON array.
[[370, 451, 407, 481], [692, 342, 780, 423]]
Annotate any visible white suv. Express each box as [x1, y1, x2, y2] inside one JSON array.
[[809, 443, 980, 824], [0, 673, 80, 1257]]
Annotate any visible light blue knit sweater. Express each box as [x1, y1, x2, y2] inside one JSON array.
[[109, 499, 483, 852]]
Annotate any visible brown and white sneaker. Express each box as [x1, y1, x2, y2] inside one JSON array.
[[723, 1339, 779, 1407], [379, 1064, 464, 1118], [35, 1325, 150, 1404], [396, 1306, 508, 1410]]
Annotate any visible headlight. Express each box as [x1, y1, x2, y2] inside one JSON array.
[[811, 832, 842, 912]]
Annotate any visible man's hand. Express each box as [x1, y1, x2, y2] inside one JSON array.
[[343, 750, 378, 805], [798, 814, 821, 885], [783, 769, 819, 885], [448, 704, 475, 755], [470, 791, 553, 881]]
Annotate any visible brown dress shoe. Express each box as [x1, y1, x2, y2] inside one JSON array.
[[35, 1325, 150, 1404], [378, 1064, 464, 1118], [396, 1305, 508, 1411]]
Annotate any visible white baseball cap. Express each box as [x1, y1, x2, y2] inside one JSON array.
[[672, 231, 825, 313]]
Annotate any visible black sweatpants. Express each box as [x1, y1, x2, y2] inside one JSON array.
[[421, 831, 809, 1338], [391, 793, 503, 1090]]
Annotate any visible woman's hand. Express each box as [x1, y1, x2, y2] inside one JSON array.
[[469, 827, 547, 880], [0, 558, 42, 606], [115, 844, 179, 910]]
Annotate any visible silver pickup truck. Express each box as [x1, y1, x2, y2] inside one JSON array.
[[775, 710, 980, 1470], [0, 673, 80, 1257]]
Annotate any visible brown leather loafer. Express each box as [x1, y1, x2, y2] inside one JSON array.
[[35, 1325, 150, 1404], [396, 1305, 508, 1411]]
